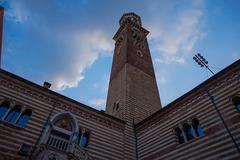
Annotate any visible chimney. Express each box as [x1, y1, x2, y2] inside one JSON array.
[[0, 6, 4, 68], [43, 81, 51, 89]]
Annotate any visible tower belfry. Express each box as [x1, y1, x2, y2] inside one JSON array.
[[106, 12, 162, 124]]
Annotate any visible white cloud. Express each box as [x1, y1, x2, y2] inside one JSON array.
[[4, 0, 205, 96], [157, 76, 167, 84], [4, 0, 114, 91], [148, 0, 205, 64], [89, 98, 106, 110], [90, 98, 105, 106], [52, 30, 113, 90]]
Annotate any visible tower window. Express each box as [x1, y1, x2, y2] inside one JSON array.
[[0, 101, 10, 119], [116, 102, 119, 110], [137, 50, 143, 57], [232, 96, 240, 112], [4, 106, 21, 124], [113, 101, 120, 111], [175, 128, 185, 144]]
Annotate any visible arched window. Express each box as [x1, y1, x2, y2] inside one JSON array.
[[0, 101, 10, 119], [192, 118, 203, 137], [80, 130, 90, 149], [232, 96, 240, 112], [16, 109, 32, 127], [4, 106, 21, 124], [175, 128, 185, 144], [183, 123, 194, 141]]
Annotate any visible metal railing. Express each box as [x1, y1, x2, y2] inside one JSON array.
[[46, 135, 70, 151]]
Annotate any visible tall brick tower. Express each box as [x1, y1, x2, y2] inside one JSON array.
[[105, 13, 162, 159], [106, 12, 161, 124]]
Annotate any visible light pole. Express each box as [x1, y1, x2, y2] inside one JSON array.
[[193, 53, 215, 75]]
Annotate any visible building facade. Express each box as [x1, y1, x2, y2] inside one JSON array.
[[0, 6, 240, 160]]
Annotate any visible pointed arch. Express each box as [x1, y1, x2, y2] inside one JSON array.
[[4, 105, 21, 124], [192, 118, 203, 137], [175, 127, 185, 144], [183, 123, 194, 141], [16, 109, 32, 127], [49, 111, 79, 133], [43, 112, 79, 152]]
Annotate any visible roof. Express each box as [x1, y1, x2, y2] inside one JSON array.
[[0, 69, 125, 124]]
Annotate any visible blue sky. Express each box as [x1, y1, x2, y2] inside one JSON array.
[[0, 0, 240, 110]]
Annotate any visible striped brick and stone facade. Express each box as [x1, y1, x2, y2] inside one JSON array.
[[0, 7, 240, 160], [135, 60, 240, 160]]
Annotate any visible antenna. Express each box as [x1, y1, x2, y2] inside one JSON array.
[[193, 53, 214, 75]]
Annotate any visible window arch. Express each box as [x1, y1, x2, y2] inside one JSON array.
[[16, 109, 32, 128], [43, 112, 78, 152], [0, 101, 10, 119], [183, 123, 194, 141], [175, 127, 185, 144], [232, 96, 240, 112], [4, 106, 21, 124], [192, 118, 203, 137]]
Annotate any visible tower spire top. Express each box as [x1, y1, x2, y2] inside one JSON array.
[[119, 12, 142, 26]]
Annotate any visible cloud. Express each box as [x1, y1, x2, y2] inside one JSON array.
[[157, 75, 167, 84], [4, 0, 114, 91], [89, 98, 106, 110], [51, 30, 113, 90], [148, 0, 205, 64]]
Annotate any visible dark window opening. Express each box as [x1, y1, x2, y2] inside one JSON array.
[[233, 97, 240, 112], [16, 110, 32, 128], [183, 123, 194, 141], [80, 131, 90, 149], [0, 101, 10, 119], [137, 50, 143, 57], [116, 102, 119, 110], [175, 128, 185, 144], [192, 118, 203, 137], [4, 106, 21, 124], [113, 102, 120, 111], [77, 128, 82, 145]]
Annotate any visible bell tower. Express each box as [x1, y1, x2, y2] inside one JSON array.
[[105, 13, 162, 159], [106, 12, 162, 124]]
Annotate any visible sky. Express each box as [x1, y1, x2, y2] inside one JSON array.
[[0, 0, 240, 110]]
